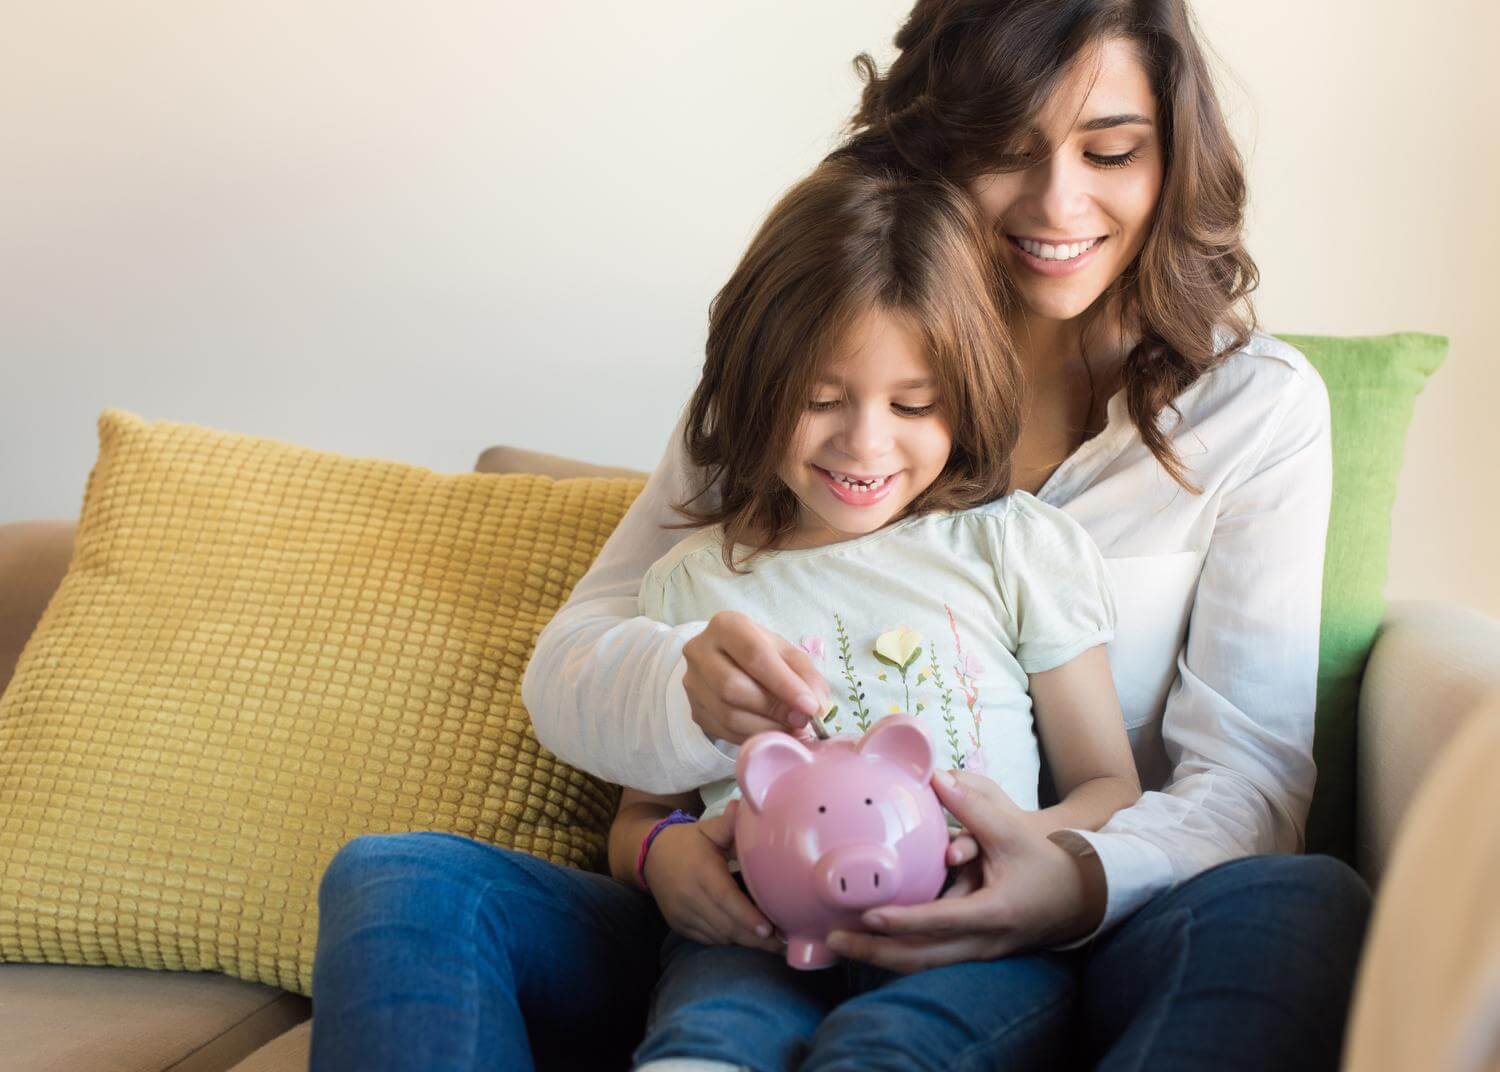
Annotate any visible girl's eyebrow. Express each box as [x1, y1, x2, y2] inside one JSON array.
[[815, 378, 934, 389]]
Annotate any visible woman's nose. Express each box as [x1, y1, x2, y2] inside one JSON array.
[[1032, 154, 1087, 226]]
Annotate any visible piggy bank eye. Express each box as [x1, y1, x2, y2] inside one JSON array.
[[818, 805, 827, 813], [865, 798, 872, 805]]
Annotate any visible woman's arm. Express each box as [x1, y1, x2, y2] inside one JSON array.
[[1025, 644, 1141, 837], [521, 409, 734, 792], [1048, 358, 1332, 943], [523, 410, 826, 793]]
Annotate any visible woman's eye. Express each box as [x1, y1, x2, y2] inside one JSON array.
[[1086, 149, 1140, 169], [809, 400, 840, 412], [894, 403, 936, 416]]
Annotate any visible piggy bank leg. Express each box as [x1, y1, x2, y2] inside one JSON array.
[[785, 935, 838, 971]]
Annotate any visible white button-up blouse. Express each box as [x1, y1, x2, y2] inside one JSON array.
[[522, 329, 1333, 942]]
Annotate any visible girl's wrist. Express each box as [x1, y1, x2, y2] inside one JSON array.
[[634, 809, 697, 891]]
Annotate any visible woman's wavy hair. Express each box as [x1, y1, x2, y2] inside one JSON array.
[[832, 0, 1259, 489], [668, 155, 1024, 574]]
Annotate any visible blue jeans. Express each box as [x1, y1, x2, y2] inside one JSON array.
[[309, 833, 1371, 1071]]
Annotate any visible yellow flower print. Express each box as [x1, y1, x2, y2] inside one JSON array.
[[875, 626, 923, 669]]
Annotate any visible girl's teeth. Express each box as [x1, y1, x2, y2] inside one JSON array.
[[829, 469, 888, 490], [1016, 237, 1100, 261]]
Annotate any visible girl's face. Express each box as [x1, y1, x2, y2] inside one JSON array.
[[966, 37, 1165, 325], [776, 306, 953, 548]]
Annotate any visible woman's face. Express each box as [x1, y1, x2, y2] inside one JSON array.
[[777, 306, 952, 548], [966, 37, 1165, 326]]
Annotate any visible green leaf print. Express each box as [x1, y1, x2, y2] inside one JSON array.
[[833, 613, 872, 733], [927, 644, 964, 769]]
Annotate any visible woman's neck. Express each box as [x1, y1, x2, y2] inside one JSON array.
[[1012, 301, 1131, 397]]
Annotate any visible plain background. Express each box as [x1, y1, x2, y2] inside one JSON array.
[[3, 1, 1495, 616]]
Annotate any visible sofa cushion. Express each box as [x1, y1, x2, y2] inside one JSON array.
[[0, 963, 308, 1072], [0, 410, 645, 996], [228, 1020, 311, 1072], [1279, 332, 1447, 860]]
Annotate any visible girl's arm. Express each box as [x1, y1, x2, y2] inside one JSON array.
[[607, 786, 702, 886], [1025, 644, 1141, 837]]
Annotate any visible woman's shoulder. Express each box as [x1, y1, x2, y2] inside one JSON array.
[[1182, 328, 1331, 441]]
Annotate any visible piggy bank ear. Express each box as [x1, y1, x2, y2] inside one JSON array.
[[736, 732, 815, 813], [857, 714, 935, 783]]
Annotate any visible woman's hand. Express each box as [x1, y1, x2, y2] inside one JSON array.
[[825, 769, 1108, 973], [643, 800, 784, 954], [682, 610, 830, 745]]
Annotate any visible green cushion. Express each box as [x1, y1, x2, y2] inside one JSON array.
[[1275, 333, 1447, 862]]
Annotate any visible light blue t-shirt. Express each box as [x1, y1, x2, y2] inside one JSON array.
[[639, 490, 1118, 820]]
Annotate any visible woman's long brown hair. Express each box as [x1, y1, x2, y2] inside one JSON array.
[[669, 156, 1024, 574], [833, 0, 1259, 489]]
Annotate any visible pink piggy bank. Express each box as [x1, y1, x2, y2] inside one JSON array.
[[733, 713, 949, 970]]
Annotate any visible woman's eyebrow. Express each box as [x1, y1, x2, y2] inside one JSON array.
[[1076, 113, 1154, 132]]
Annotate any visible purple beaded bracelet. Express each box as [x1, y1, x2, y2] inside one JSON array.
[[634, 809, 698, 891]]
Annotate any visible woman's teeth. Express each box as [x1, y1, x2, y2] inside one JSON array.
[[1014, 236, 1101, 261], [825, 468, 889, 490]]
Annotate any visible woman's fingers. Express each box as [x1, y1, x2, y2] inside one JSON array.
[[947, 833, 979, 866], [860, 886, 1013, 938], [930, 769, 1024, 850], [825, 928, 1011, 974]]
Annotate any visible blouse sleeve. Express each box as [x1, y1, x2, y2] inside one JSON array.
[[520, 407, 738, 793], [1047, 358, 1332, 948], [997, 492, 1118, 674]]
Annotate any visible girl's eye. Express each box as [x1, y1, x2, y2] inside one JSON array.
[[808, 400, 936, 417], [1086, 149, 1139, 169]]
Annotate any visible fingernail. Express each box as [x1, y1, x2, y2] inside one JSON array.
[[935, 769, 957, 789], [865, 913, 887, 929], [798, 693, 820, 717], [826, 932, 846, 952], [756, 923, 771, 938]]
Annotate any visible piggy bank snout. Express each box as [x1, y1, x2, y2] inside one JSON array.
[[813, 843, 902, 911]]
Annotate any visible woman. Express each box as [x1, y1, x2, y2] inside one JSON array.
[[312, 2, 1371, 1069]]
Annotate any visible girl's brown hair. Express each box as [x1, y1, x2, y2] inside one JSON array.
[[834, 0, 1259, 488], [670, 156, 1024, 573]]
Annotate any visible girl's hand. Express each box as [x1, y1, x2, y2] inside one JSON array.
[[682, 610, 830, 745], [643, 800, 783, 954], [825, 770, 1108, 973]]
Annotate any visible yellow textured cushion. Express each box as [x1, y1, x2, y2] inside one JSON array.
[[0, 409, 645, 995]]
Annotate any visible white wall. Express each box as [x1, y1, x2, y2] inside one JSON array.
[[3, 1, 1495, 615]]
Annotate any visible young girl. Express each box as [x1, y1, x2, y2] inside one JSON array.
[[611, 155, 1141, 1070]]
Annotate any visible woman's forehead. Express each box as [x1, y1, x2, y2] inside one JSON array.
[[1033, 37, 1157, 137]]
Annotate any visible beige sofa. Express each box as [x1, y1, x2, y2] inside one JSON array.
[[2, 443, 1497, 1072]]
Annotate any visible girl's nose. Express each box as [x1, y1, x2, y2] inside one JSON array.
[[838, 404, 896, 462]]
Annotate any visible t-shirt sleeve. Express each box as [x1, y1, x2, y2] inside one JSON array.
[[996, 492, 1117, 674]]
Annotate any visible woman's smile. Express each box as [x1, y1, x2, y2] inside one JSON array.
[[1005, 233, 1109, 277]]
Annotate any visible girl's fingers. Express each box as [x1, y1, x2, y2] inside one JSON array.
[[703, 873, 781, 952], [721, 626, 822, 725]]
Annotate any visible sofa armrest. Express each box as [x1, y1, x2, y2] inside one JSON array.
[[0, 520, 77, 699], [1357, 599, 1500, 883]]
